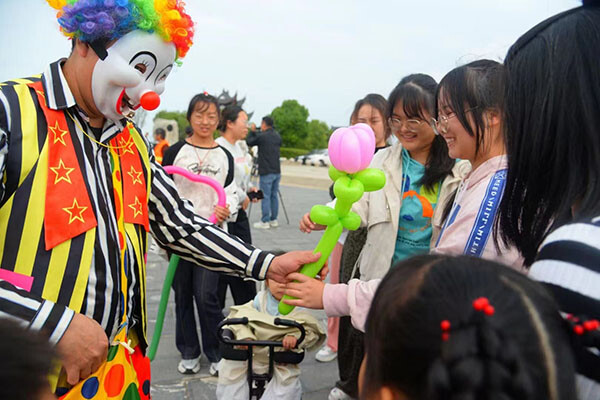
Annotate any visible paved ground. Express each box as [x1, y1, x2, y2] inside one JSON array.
[[147, 183, 339, 399]]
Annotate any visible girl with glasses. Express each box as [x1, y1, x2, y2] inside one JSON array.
[[298, 76, 468, 400], [430, 60, 522, 268]]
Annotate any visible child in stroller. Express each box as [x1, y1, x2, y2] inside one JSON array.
[[216, 278, 325, 400]]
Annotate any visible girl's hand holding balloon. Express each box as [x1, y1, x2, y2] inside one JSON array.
[[299, 212, 325, 233], [283, 273, 326, 310], [213, 204, 230, 223]]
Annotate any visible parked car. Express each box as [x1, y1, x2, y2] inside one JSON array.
[[304, 149, 329, 167], [295, 149, 321, 164]]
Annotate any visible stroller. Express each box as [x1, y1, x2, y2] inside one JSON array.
[[217, 317, 306, 400]]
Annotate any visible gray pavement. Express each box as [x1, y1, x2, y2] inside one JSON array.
[[147, 184, 338, 399]]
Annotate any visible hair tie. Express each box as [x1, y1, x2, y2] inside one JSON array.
[[440, 297, 495, 342]]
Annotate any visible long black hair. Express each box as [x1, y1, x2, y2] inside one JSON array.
[[218, 104, 245, 132], [497, 3, 600, 265], [362, 255, 576, 400], [389, 74, 454, 190]]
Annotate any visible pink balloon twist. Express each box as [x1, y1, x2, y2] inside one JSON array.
[[163, 165, 226, 224]]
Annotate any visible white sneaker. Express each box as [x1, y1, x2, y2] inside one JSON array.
[[269, 220, 279, 228], [253, 221, 271, 229], [209, 361, 219, 376], [177, 357, 200, 374], [328, 387, 353, 400], [315, 345, 337, 362]]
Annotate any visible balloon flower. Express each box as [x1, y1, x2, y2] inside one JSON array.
[[279, 123, 386, 314]]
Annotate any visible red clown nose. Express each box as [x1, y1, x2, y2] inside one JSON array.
[[140, 91, 161, 111]]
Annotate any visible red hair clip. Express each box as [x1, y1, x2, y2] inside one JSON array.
[[440, 297, 495, 343], [440, 320, 451, 341], [473, 297, 495, 316]]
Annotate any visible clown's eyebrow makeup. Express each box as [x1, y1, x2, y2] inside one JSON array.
[[129, 51, 157, 80]]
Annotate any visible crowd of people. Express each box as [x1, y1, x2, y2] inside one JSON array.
[[0, 0, 598, 400]]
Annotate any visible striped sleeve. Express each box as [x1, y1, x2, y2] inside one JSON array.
[[0, 128, 7, 203], [0, 280, 74, 345], [530, 220, 600, 387], [148, 156, 273, 280], [0, 90, 10, 203], [530, 221, 600, 318]]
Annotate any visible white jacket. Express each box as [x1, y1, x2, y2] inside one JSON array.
[[352, 143, 470, 281]]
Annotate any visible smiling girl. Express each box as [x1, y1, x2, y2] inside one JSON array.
[[163, 93, 243, 376], [431, 60, 522, 268]]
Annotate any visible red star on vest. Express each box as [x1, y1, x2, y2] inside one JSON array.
[[119, 136, 136, 155], [50, 159, 74, 184], [63, 198, 88, 224], [49, 120, 68, 146], [128, 196, 144, 218], [127, 166, 143, 185]]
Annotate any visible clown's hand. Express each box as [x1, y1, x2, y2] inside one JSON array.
[[267, 251, 322, 283], [57, 313, 109, 385]]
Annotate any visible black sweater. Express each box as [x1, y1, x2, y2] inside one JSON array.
[[246, 128, 282, 175]]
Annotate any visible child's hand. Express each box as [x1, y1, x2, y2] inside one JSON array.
[[282, 273, 325, 309], [282, 335, 297, 350], [299, 212, 325, 233], [213, 204, 230, 223]]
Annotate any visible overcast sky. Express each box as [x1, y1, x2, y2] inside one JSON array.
[[0, 0, 580, 132]]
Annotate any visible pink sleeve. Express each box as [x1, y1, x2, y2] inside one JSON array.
[[322, 279, 381, 332]]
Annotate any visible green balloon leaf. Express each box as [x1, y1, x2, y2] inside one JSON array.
[[333, 176, 364, 204], [354, 168, 386, 192], [328, 165, 346, 181], [310, 205, 338, 226], [340, 211, 361, 231]]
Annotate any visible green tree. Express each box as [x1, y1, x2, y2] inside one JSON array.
[[270, 100, 309, 148], [305, 119, 331, 150], [154, 111, 189, 140]]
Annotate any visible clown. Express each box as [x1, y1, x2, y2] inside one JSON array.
[[0, 1, 320, 398]]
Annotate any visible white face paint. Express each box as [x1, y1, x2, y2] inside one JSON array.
[[91, 30, 176, 123]]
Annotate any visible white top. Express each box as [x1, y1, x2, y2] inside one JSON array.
[[164, 141, 242, 222], [216, 136, 254, 202]]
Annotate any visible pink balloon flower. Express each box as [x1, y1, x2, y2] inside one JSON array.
[[328, 123, 376, 173]]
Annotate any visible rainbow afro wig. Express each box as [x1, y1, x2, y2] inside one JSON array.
[[47, 0, 194, 59]]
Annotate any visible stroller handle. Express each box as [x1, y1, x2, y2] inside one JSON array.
[[218, 317, 306, 348]]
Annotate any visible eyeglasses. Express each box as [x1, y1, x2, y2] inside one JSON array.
[[193, 112, 219, 124], [431, 107, 478, 135], [388, 117, 423, 133]]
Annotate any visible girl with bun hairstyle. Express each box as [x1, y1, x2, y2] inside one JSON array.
[[359, 255, 576, 400]]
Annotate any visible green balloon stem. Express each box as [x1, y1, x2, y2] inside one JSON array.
[[279, 223, 343, 315], [148, 254, 180, 361]]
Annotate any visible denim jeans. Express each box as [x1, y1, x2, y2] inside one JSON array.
[[172, 258, 224, 362], [259, 173, 281, 223]]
